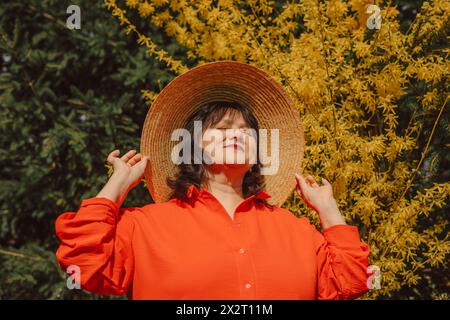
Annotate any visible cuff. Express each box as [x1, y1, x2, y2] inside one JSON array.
[[323, 224, 362, 247], [80, 197, 119, 215]]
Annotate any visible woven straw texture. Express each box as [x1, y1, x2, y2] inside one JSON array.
[[140, 60, 304, 207]]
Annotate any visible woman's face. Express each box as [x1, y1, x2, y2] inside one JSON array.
[[200, 110, 257, 170]]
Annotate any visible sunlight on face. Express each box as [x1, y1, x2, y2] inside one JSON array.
[[201, 111, 257, 168]]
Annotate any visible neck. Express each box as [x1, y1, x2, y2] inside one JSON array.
[[203, 165, 247, 198]]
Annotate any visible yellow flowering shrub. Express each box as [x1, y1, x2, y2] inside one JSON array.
[[104, 0, 449, 299]]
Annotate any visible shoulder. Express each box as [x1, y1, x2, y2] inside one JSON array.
[[121, 199, 182, 221], [270, 206, 321, 232], [270, 206, 304, 221]]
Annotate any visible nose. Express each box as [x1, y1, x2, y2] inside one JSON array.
[[226, 128, 244, 142]]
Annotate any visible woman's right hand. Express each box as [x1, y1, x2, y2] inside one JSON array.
[[96, 149, 150, 206], [106, 149, 150, 191]]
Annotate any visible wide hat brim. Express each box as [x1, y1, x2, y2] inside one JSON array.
[[140, 60, 304, 207]]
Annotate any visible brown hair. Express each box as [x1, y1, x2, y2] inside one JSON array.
[[166, 101, 271, 207]]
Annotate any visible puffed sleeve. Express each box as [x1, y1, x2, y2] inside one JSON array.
[[54, 197, 138, 296], [311, 223, 371, 300]]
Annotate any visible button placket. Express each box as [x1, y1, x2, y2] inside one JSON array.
[[231, 218, 256, 299], [193, 187, 259, 298]]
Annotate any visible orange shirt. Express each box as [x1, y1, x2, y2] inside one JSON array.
[[55, 185, 371, 300]]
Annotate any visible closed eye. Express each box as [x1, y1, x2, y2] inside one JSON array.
[[214, 127, 253, 135]]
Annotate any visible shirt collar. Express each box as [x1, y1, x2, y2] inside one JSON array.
[[186, 184, 271, 202]]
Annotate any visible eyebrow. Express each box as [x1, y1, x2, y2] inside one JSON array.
[[216, 118, 249, 127]]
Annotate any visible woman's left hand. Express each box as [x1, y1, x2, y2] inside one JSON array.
[[295, 173, 346, 230]]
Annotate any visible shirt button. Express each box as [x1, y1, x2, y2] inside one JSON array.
[[245, 283, 252, 289], [239, 248, 245, 254], [236, 222, 241, 227]]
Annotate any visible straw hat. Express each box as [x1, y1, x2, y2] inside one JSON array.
[[140, 60, 304, 207]]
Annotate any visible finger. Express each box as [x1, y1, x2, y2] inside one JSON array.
[[106, 149, 120, 164], [138, 156, 150, 169], [306, 175, 319, 188], [306, 175, 315, 183], [295, 173, 309, 193], [322, 178, 333, 190], [127, 153, 142, 166], [295, 184, 303, 198], [121, 149, 137, 162]]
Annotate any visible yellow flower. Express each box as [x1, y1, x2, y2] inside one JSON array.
[[125, 0, 139, 8], [139, 1, 154, 18], [153, 0, 168, 7]]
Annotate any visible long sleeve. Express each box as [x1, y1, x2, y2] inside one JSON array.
[[311, 223, 371, 300], [54, 197, 138, 296]]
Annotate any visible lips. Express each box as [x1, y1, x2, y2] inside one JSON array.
[[225, 143, 244, 151]]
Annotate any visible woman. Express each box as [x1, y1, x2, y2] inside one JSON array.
[[55, 62, 370, 300]]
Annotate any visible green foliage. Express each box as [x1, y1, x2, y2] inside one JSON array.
[[0, 0, 185, 299]]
